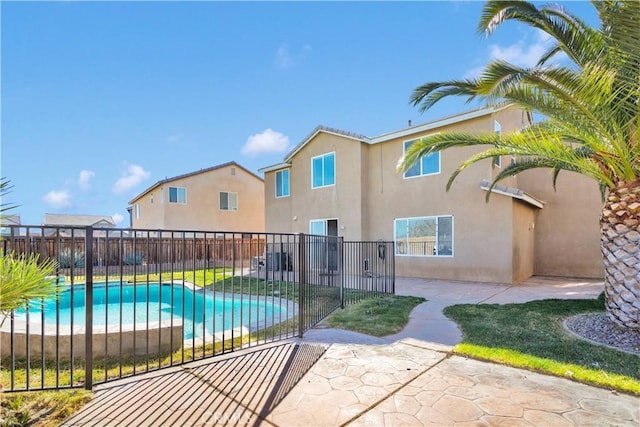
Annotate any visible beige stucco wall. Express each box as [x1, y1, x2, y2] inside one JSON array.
[[263, 104, 599, 284], [365, 112, 524, 284], [265, 133, 366, 240], [519, 169, 603, 278], [132, 165, 265, 233], [511, 200, 536, 283]]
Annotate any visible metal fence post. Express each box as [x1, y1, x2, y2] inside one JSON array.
[[297, 233, 306, 338], [339, 236, 344, 309], [85, 226, 93, 390]]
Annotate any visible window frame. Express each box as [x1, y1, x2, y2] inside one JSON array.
[[168, 186, 187, 204], [219, 191, 238, 211], [311, 152, 336, 189], [402, 139, 441, 179], [493, 120, 502, 168], [275, 169, 290, 198], [394, 215, 454, 257]]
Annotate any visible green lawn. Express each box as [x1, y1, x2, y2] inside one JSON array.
[[323, 295, 426, 336], [444, 293, 640, 395]]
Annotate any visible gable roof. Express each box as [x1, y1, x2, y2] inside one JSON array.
[[284, 125, 369, 162], [0, 215, 21, 226], [129, 161, 263, 204], [259, 102, 515, 173], [43, 214, 116, 228]]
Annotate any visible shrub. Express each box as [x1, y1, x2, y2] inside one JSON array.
[[123, 252, 144, 266], [58, 249, 85, 268]]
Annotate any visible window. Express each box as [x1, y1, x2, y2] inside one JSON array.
[[394, 215, 453, 256], [276, 169, 290, 198], [135, 204, 140, 219], [150, 193, 154, 204], [220, 191, 238, 211], [169, 187, 187, 204], [403, 140, 440, 178], [312, 152, 335, 188], [493, 120, 502, 167], [160, 187, 164, 204]]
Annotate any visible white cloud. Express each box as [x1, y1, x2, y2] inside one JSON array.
[[241, 129, 290, 156], [43, 190, 72, 209], [112, 163, 151, 195], [112, 212, 125, 225], [275, 43, 311, 68], [78, 170, 95, 191], [464, 29, 561, 79]]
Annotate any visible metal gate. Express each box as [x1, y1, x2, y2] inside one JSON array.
[[1, 226, 394, 391]]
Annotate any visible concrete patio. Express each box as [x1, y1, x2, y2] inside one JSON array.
[[63, 277, 640, 426]]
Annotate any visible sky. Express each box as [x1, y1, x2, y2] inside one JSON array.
[[1, 1, 598, 227]]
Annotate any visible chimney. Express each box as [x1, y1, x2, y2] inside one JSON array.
[[408, 120, 412, 127]]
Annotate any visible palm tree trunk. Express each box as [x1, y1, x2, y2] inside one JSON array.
[[600, 180, 640, 330]]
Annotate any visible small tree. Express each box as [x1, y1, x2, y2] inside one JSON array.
[[0, 178, 60, 324]]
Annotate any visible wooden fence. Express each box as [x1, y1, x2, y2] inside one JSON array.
[[2, 235, 266, 269]]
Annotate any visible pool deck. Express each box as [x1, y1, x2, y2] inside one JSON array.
[[63, 276, 640, 426]]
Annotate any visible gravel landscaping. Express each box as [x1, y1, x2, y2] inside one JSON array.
[[565, 312, 640, 356]]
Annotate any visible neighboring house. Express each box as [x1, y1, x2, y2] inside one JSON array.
[[43, 214, 117, 237], [0, 215, 21, 236], [259, 103, 603, 285], [128, 161, 265, 233]]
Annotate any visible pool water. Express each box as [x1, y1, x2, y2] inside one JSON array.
[[16, 282, 287, 340]]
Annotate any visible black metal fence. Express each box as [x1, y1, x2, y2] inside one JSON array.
[[1, 225, 394, 392]]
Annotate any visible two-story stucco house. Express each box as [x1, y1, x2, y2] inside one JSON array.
[[128, 161, 265, 233], [259, 103, 603, 284]]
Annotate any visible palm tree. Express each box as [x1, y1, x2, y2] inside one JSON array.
[[0, 178, 58, 324], [399, 1, 639, 330]]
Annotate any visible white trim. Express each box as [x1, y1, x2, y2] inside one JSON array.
[[493, 120, 502, 168], [370, 103, 513, 144], [273, 103, 516, 165], [393, 215, 454, 257], [309, 218, 339, 235], [286, 129, 364, 162], [219, 191, 239, 211], [402, 138, 441, 179], [275, 169, 290, 198], [168, 186, 187, 204], [259, 162, 291, 173], [311, 151, 336, 189]]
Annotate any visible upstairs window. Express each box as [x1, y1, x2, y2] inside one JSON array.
[[168, 187, 187, 204], [220, 191, 238, 211], [276, 169, 290, 198], [493, 120, 502, 168], [312, 152, 335, 188], [403, 139, 440, 178]]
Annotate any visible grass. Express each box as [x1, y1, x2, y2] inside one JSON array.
[[323, 295, 426, 336], [444, 293, 640, 395], [75, 267, 234, 287], [0, 389, 91, 427]]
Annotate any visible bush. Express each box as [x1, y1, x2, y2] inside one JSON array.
[[58, 249, 85, 268], [123, 252, 144, 266]]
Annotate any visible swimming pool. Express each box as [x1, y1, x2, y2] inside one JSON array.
[[16, 282, 288, 340]]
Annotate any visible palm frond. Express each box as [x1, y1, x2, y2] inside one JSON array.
[[410, 80, 482, 112], [0, 250, 59, 314]]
